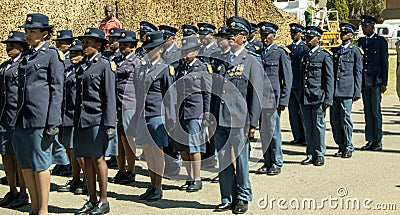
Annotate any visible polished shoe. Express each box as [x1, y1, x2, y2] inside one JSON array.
[[74, 181, 88, 195], [89, 201, 110, 215], [333, 151, 343, 157], [139, 186, 155, 200], [75, 201, 95, 215], [267, 166, 281, 176], [109, 170, 125, 184], [255, 165, 269, 174], [341, 150, 352, 158], [360, 141, 373, 150], [313, 156, 325, 166], [0, 192, 18, 207], [214, 203, 232, 212], [58, 179, 82, 192], [59, 164, 72, 176], [0, 176, 8, 185], [106, 156, 118, 168], [301, 157, 313, 165], [370, 141, 382, 151], [179, 181, 194, 191], [8, 194, 29, 208], [233, 200, 248, 214], [119, 171, 135, 184], [211, 176, 219, 183], [289, 137, 305, 145], [147, 188, 163, 201], [187, 180, 202, 192], [51, 164, 63, 175]]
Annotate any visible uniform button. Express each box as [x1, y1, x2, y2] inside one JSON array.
[[24, 74, 26, 77], [305, 77, 308, 80], [337, 78, 340, 80], [304, 85, 308, 88], [22, 88, 24, 91], [305, 69, 308, 72], [222, 90, 226, 93], [80, 92, 83, 95], [80, 104, 83, 107], [81, 82, 83, 85], [221, 100, 225, 104], [224, 79, 228, 83], [365, 62, 368, 65]]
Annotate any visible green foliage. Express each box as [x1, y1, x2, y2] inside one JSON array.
[[347, 0, 384, 22], [327, 0, 349, 22]]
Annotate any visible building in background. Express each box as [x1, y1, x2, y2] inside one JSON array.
[[382, 0, 400, 19]]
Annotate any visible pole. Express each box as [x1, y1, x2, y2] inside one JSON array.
[[235, 0, 238, 16]]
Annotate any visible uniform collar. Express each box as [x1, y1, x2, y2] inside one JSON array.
[[188, 58, 197, 67], [33, 41, 46, 52], [124, 51, 135, 60], [310, 45, 319, 53], [266, 43, 275, 51], [12, 55, 21, 63], [206, 42, 215, 50], [341, 42, 351, 50], [293, 40, 302, 46], [233, 46, 245, 58], [249, 38, 256, 43], [166, 43, 175, 53], [222, 48, 231, 54], [367, 33, 376, 39], [151, 58, 161, 66]]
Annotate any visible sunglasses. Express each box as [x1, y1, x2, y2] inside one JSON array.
[[227, 29, 246, 36]]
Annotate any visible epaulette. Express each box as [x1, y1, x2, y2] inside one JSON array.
[[280, 46, 291, 54], [207, 64, 213, 73], [358, 47, 364, 55], [322, 48, 333, 56], [110, 61, 116, 71], [49, 46, 65, 61], [169, 65, 175, 76]]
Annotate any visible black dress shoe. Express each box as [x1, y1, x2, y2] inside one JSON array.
[[147, 188, 163, 201], [51, 164, 63, 175], [211, 176, 219, 183], [58, 180, 82, 192], [360, 141, 373, 150], [139, 186, 155, 200], [341, 150, 352, 158], [106, 156, 118, 168], [233, 200, 248, 214], [74, 181, 88, 195], [255, 165, 269, 174], [214, 203, 232, 212], [0, 192, 18, 207], [0, 176, 8, 185], [75, 201, 95, 215], [179, 181, 194, 191], [301, 157, 313, 165], [370, 141, 382, 151], [120, 172, 135, 184], [89, 202, 110, 215], [109, 170, 125, 184], [313, 156, 325, 166], [290, 137, 305, 145], [187, 180, 202, 192], [59, 164, 72, 176], [333, 151, 343, 157], [267, 166, 281, 175], [8, 194, 29, 208]]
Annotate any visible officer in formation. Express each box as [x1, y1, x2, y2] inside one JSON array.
[[103, 28, 123, 61], [198, 22, 221, 63], [358, 15, 388, 151], [135, 21, 158, 58], [181, 24, 198, 37]]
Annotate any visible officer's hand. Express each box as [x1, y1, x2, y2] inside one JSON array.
[[248, 126, 256, 139], [323, 103, 330, 109], [381, 85, 387, 93], [352, 96, 359, 102], [202, 118, 211, 128], [106, 127, 116, 141], [278, 105, 286, 111], [45, 125, 59, 139]]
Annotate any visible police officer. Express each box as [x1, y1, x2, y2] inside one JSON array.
[[103, 27, 123, 61], [74, 28, 116, 214], [358, 15, 388, 151], [0, 31, 29, 208], [181, 24, 198, 37], [159, 25, 181, 67], [300, 26, 334, 166], [109, 30, 141, 185], [244, 23, 262, 54], [53, 30, 74, 68], [198, 22, 221, 63], [212, 16, 264, 214], [255, 22, 292, 176], [287, 23, 309, 146], [11, 13, 64, 215], [330, 23, 363, 158], [136, 21, 158, 58]]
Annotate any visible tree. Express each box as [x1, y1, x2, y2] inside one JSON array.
[[327, 0, 349, 22], [347, 0, 384, 22]]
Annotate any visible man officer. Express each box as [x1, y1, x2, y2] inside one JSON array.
[[197, 22, 221, 63], [181, 24, 198, 37], [159, 25, 181, 68], [300, 26, 334, 166], [136, 21, 158, 58], [287, 23, 309, 146], [330, 23, 363, 158], [358, 15, 388, 151]]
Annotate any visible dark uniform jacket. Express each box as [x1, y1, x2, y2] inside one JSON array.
[[0, 57, 19, 124], [62, 63, 79, 127], [331, 44, 363, 98], [64, 51, 71, 70], [261, 43, 293, 107], [12, 42, 64, 128], [162, 43, 181, 68], [357, 33, 389, 87], [176, 58, 212, 120], [288, 40, 309, 90], [114, 52, 141, 111], [199, 43, 221, 64], [300, 47, 334, 106], [74, 53, 116, 128]]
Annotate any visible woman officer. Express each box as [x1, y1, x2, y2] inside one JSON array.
[[73, 28, 116, 215], [0, 31, 29, 209], [134, 31, 175, 201], [11, 13, 64, 215]]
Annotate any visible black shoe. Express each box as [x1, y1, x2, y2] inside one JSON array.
[[211, 176, 219, 183], [51, 164, 63, 175], [370, 141, 382, 151], [233, 200, 248, 214], [147, 188, 163, 201], [255, 165, 269, 174], [267, 166, 281, 175], [333, 151, 343, 157], [341, 150, 352, 158], [89, 202, 110, 215], [214, 203, 232, 212], [74, 181, 88, 195], [75, 201, 95, 215], [8, 194, 29, 208], [119, 171, 135, 184], [58, 180, 82, 192], [360, 141, 373, 150], [301, 157, 313, 165], [187, 180, 202, 192], [0, 192, 18, 207], [139, 186, 155, 200], [0, 176, 8, 185], [179, 181, 194, 191], [59, 164, 72, 177], [313, 156, 325, 166], [289, 137, 305, 145], [109, 170, 125, 184], [106, 156, 118, 168]]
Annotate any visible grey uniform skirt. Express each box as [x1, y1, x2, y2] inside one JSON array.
[[61, 126, 74, 149], [73, 125, 118, 158], [12, 121, 53, 172], [0, 122, 15, 155], [174, 119, 206, 153], [136, 116, 168, 147], [117, 109, 136, 136]]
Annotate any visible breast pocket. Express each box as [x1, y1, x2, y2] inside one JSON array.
[[34, 62, 49, 81], [264, 61, 279, 76]]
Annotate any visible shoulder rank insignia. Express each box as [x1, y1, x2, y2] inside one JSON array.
[[169, 65, 175, 76], [282, 46, 291, 54], [358, 47, 364, 55], [255, 46, 260, 51], [58, 50, 65, 61], [110, 61, 116, 71], [323, 48, 333, 55], [207, 64, 213, 73]]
